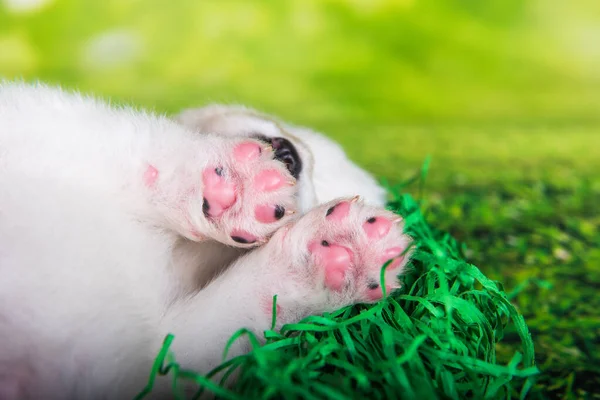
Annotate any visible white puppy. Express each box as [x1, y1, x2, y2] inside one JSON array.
[[0, 82, 411, 399]]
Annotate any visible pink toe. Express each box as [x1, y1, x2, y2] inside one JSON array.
[[230, 229, 258, 244], [383, 247, 403, 259], [367, 287, 383, 301], [255, 204, 285, 223], [380, 247, 405, 269], [367, 284, 394, 301], [326, 201, 351, 221], [363, 217, 392, 240], [143, 165, 159, 187], [254, 169, 286, 192], [202, 168, 237, 217], [234, 142, 261, 162]]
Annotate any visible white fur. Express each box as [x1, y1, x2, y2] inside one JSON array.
[[0, 82, 398, 399]]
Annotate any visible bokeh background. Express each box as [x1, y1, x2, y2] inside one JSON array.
[[1, 0, 598, 397]]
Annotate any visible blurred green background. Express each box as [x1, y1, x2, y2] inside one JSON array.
[[1, 0, 599, 398]]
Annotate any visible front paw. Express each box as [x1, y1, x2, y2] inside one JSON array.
[[140, 137, 297, 247], [196, 139, 297, 247], [265, 197, 413, 317]]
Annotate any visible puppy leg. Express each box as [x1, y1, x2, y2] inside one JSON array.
[[161, 198, 413, 384], [0, 83, 298, 248]]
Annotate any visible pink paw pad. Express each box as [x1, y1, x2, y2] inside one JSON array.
[[309, 240, 354, 291], [233, 142, 262, 162], [366, 283, 394, 301], [255, 204, 286, 223], [363, 217, 392, 240], [230, 229, 258, 244], [143, 165, 159, 187], [381, 247, 404, 269], [325, 201, 351, 221], [202, 167, 236, 218], [254, 169, 287, 192]]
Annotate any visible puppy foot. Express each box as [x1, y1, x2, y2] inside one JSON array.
[[264, 198, 412, 317], [143, 138, 297, 246], [201, 140, 297, 246]]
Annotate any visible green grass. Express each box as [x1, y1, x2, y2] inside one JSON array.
[[368, 125, 599, 399], [432, 180, 599, 399], [352, 124, 600, 399]]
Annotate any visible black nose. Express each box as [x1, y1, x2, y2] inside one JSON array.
[[253, 135, 303, 179]]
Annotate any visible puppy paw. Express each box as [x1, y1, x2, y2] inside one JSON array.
[[264, 197, 412, 317], [143, 138, 297, 247], [201, 140, 298, 246]]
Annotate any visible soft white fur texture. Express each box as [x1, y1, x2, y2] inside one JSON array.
[[0, 82, 405, 399]]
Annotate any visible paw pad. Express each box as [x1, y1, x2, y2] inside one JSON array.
[[366, 283, 394, 301], [230, 229, 258, 244], [254, 169, 288, 192], [255, 204, 286, 223], [233, 142, 262, 162], [381, 247, 404, 269], [362, 217, 392, 239], [325, 201, 351, 221]]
